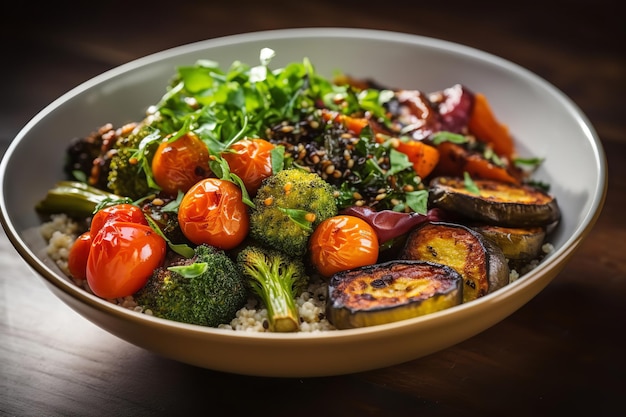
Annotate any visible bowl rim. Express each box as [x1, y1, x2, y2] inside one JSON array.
[[0, 27, 608, 342]]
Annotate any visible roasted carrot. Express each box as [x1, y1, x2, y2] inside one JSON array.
[[394, 139, 440, 179], [321, 110, 369, 135], [433, 141, 521, 184], [467, 93, 516, 160]]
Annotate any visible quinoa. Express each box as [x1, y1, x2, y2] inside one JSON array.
[[39, 214, 336, 332], [40, 214, 554, 332], [508, 242, 555, 283], [216, 281, 335, 332], [41, 214, 83, 280]]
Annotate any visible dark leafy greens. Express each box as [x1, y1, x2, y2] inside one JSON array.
[[138, 47, 429, 213]]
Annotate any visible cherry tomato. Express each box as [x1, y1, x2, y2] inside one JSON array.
[[309, 215, 379, 277], [90, 203, 147, 237], [86, 221, 166, 299], [151, 133, 211, 196], [221, 138, 275, 195], [177, 178, 249, 250], [67, 231, 92, 280]]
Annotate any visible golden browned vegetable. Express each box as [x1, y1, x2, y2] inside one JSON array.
[[472, 224, 546, 261], [428, 176, 561, 227], [326, 260, 463, 329], [400, 221, 509, 303]]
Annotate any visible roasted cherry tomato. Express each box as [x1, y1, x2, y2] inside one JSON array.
[[221, 138, 275, 195], [90, 203, 147, 237], [86, 221, 166, 299], [309, 215, 379, 277], [67, 231, 92, 280], [177, 178, 249, 250], [151, 133, 212, 196]]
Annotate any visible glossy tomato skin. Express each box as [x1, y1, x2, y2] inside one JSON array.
[[222, 138, 275, 195], [151, 133, 211, 196], [178, 178, 249, 250], [86, 221, 166, 299], [90, 203, 147, 237], [309, 215, 379, 277], [67, 231, 93, 280]]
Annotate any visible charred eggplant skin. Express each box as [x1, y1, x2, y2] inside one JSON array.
[[327, 260, 463, 329], [400, 221, 509, 303], [428, 176, 561, 227]]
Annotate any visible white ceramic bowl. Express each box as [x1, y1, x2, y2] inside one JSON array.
[[0, 28, 607, 377]]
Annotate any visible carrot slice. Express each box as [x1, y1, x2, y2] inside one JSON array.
[[433, 142, 520, 184], [467, 93, 516, 159], [321, 110, 369, 135], [395, 140, 440, 179]]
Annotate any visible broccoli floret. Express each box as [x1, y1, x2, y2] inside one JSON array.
[[237, 245, 309, 332], [135, 244, 248, 327], [249, 168, 338, 257], [107, 124, 160, 200]]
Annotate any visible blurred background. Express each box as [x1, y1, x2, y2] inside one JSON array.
[[1, 0, 622, 148]]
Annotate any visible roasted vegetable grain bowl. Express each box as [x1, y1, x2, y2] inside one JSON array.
[[0, 28, 606, 377]]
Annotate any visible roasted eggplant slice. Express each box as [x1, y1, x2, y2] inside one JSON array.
[[472, 224, 546, 261], [428, 176, 561, 227], [327, 260, 463, 329], [400, 221, 509, 302]]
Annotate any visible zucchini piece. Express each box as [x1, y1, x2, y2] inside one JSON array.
[[472, 224, 546, 261], [326, 260, 463, 329], [400, 221, 509, 303], [35, 181, 127, 218], [428, 176, 561, 227]]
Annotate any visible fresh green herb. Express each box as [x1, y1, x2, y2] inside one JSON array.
[[514, 156, 544, 169], [168, 262, 208, 278], [482, 147, 505, 167], [404, 190, 429, 214], [431, 131, 468, 145], [144, 215, 195, 258], [463, 172, 481, 195], [270, 145, 285, 174], [386, 148, 415, 178], [278, 207, 314, 232]]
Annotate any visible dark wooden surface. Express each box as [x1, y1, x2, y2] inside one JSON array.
[[1, 1, 624, 416]]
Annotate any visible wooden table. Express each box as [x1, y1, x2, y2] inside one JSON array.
[[2, 1, 624, 415]]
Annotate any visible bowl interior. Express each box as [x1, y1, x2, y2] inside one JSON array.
[[0, 28, 606, 376]]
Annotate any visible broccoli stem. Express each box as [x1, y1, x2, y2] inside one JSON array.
[[242, 256, 301, 332], [36, 181, 127, 218]]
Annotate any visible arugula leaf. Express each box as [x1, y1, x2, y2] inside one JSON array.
[[386, 148, 414, 178], [404, 190, 429, 214]]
